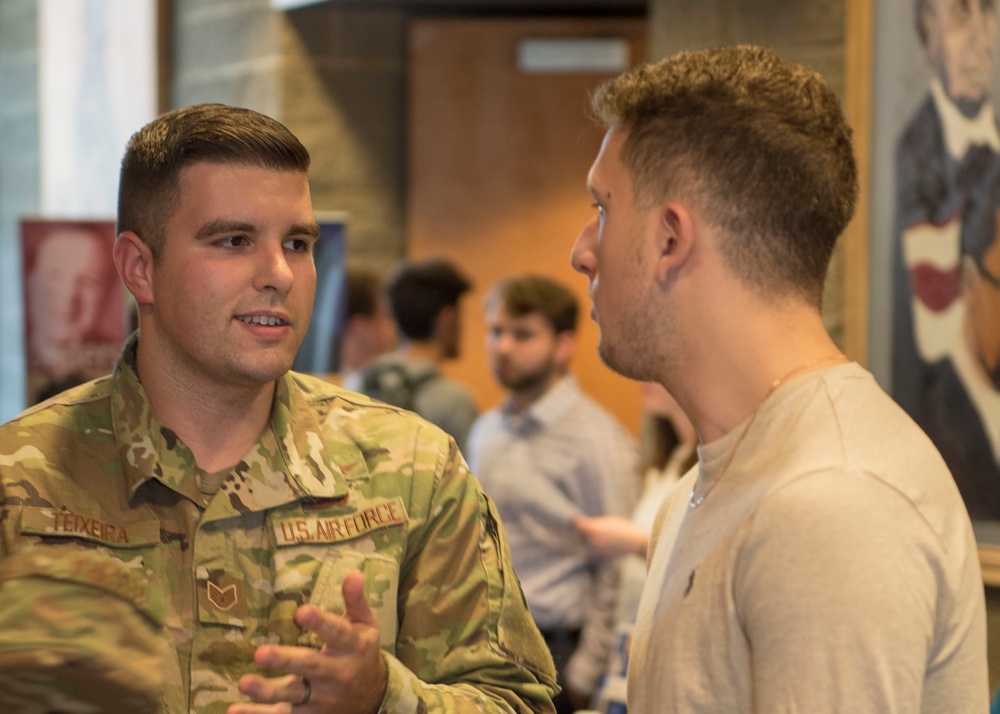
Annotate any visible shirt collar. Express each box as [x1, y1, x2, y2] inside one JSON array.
[[112, 334, 352, 515], [929, 77, 1000, 158]]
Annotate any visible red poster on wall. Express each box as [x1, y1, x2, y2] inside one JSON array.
[[21, 219, 129, 405]]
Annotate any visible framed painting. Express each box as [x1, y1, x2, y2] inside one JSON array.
[[866, 0, 1000, 573], [21, 219, 129, 406]]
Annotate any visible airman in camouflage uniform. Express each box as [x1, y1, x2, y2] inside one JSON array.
[[0, 103, 557, 713], [0, 341, 556, 712]]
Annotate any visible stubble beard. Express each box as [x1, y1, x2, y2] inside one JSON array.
[[494, 357, 556, 394], [596, 302, 662, 383], [598, 334, 648, 381], [220, 319, 307, 387], [236, 351, 296, 384]]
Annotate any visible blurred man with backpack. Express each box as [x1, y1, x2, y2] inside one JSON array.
[[358, 257, 479, 451]]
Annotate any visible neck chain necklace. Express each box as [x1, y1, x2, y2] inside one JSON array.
[[688, 353, 849, 509]]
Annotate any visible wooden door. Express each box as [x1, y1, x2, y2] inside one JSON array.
[[407, 16, 646, 434]]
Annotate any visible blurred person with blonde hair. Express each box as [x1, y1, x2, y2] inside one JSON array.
[[575, 381, 698, 714]]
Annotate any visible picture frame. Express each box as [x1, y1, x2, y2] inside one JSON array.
[[20, 219, 129, 406], [864, 0, 1000, 566]]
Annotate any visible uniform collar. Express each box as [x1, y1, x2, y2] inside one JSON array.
[[112, 334, 352, 515]]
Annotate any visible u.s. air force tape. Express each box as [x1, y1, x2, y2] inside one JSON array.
[[273, 497, 406, 545]]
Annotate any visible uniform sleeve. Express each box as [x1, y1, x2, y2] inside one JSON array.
[[734, 468, 987, 713], [565, 424, 638, 696], [381, 431, 557, 713]]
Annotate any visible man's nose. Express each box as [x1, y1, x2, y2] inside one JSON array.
[[256, 241, 294, 294], [490, 331, 514, 354], [571, 216, 598, 279]]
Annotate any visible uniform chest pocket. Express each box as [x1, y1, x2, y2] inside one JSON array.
[[312, 550, 400, 653], [267, 498, 406, 651], [0, 548, 169, 713], [270, 546, 400, 654], [269, 497, 407, 652]]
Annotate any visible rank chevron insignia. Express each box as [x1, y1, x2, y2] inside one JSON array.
[[207, 581, 239, 611]]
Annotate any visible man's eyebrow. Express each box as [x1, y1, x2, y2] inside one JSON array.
[[196, 220, 257, 240], [587, 184, 608, 201], [293, 222, 322, 239], [194, 220, 322, 240]]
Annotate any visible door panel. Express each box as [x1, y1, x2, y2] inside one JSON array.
[[408, 16, 646, 435]]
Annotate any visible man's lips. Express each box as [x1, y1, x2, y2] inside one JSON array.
[[235, 313, 289, 327]]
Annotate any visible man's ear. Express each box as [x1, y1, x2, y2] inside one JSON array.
[[555, 329, 576, 367], [654, 202, 695, 284], [114, 232, 154, 304], [343, 313, 365, 338], [433, 304, 457, 335]]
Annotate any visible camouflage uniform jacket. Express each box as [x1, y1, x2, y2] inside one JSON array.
[[0, 339, 557, 713]]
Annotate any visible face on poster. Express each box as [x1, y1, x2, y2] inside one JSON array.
[[21, 220, 128, 403]]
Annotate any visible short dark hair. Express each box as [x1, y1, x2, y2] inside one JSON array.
[[117, 103, 311, 259], [345, 267, 384, 320], [385, 258, 472, 340], [487, 274, 578, 334], [590, 45, 858, 307]]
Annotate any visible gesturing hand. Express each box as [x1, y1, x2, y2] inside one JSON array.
[[228, 570, 388, 714], [573, 515, 649, 558]]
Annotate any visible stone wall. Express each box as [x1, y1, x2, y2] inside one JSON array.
[[172, 0, 283, 117], [172, 0, 407, 275], [648, 0, 848, 348], [281, 5, 407, 273]]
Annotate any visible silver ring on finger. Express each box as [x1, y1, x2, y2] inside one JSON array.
[[297, 677, 312, 706]]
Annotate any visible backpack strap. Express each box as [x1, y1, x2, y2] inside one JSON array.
[[360, 363, 438, 411]]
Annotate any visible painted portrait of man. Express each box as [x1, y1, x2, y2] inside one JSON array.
[[892, 0, 1000, 520], [21, 220, 127, 404]]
